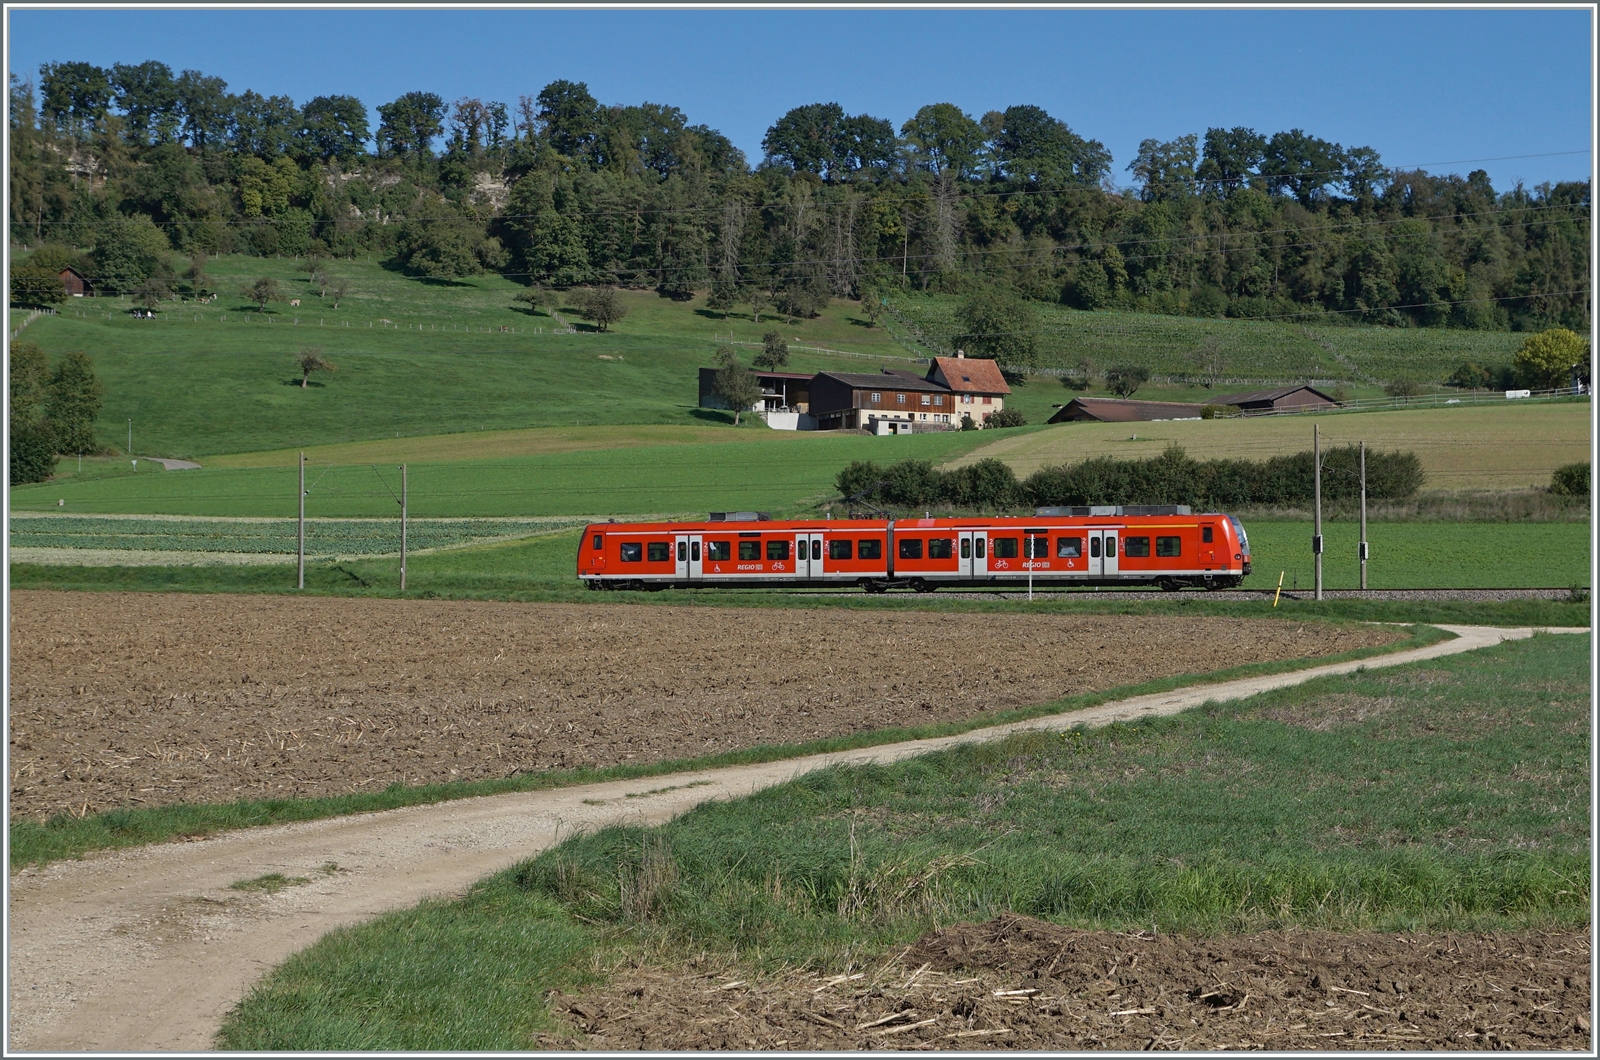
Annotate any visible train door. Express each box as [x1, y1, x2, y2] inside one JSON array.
[[959, 531, 987, 578], [796, 533, 825, 579], [684, 534, 702, 579], [1088, 530, 1119, 577]]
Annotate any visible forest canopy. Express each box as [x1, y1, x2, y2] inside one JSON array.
[[8, 62, 1590, 333]]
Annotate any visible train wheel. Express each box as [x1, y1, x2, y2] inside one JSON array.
[[862, 579, 888, 594], [1202, 575, 1217, 591], [1157, 577, 1181, 592], [911, 579, 935, 594]]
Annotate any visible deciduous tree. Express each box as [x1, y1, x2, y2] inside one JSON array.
[[242, 276, 280, 311], [1513, 328, 1589, 390], [45, 350, 104, 455], [296, 347, 336, 388], [711, 345, 761, 425], [754, 330, 789, 369]]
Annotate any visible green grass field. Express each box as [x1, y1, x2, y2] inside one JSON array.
[[9, 429, 999, 518], [953, 401, 1592, 491], [214, 631, 1589, 1049], [888, 292, 1530, 383], [16, 252, 1553, 459]]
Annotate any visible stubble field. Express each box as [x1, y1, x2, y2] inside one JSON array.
[[6, 590, 1398, 821]]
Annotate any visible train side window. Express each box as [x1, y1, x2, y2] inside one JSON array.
[[798, 539, 809, 561], [928, 538, 953, 559], [1057, 536, 1082, 558], [767, 539, 789, 561], [1090, 537, 1101, 558], [1025, 534, 1047, 558], [620, 542, 644, 562], [691, 541, 700, 562], [898, 537, 923, 560], [677, 541, 687, 562], [1202, 526, 1214, 543], [1156, 536, 1181, 557], [706, 541, 731, 561], [647, 542, 671, 562], [975, 537, 985, 559], [960, 538, 971, 560], [1125, 536, 1149, 557], [858, 539, 883, 560], [738, 541, 761, 561], [829, 539, 853, 560], [1106, 536, 1116, 558], [992, 537, 1018, 559], [592, 534, 603, 550]]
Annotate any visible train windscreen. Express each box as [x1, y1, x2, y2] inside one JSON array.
[[1227, 515, 1250, 554]]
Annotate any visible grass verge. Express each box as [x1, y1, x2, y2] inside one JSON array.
[[215, 631, 1590, 1049], [8, 624, 1448, 869]]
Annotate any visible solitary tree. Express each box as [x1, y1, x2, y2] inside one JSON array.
[[131, 277, 171, 314], [754, 330, 789, 370], [954, 288, 1038, 366], [704, 283, 738, 319], [748, 289, 770, 324], [184, 252, 213, 296], [711, 345, 762, 426], [573, 287, 627, 332], [328, 278, 349, 309], [296, 347, 336, 388], [1513, 328, 1589, 390], [1384, 376, 1422, 402], [46, 350, 104, 454], [1191, 335, 1226, 389], [1104, 364, 1150, 398], [242, 276, 280, 312]]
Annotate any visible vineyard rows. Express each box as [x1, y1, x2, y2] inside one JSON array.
[[887, 295, 1527, 384]]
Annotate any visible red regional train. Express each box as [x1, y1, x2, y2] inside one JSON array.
[[578, 506, 1251, 592]]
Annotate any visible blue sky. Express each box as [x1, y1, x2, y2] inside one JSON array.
[[7, 7, 1593, 190]]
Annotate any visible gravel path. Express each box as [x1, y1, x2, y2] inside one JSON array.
[[6, 622, 1582, 1052]]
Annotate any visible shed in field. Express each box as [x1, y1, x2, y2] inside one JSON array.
[[1213, 384, 1340, 413], [58, 266, 93, 297], [1047, 397, 1208, 423]]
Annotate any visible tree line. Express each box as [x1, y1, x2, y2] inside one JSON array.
[[9, 340, 105, 484], [837, 445, 1424, 513], [8, 62, 1590, 336]]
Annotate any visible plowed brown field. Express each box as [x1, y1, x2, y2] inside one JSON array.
[[547, 915, 1590, 1050], [7, 591, 1400, 820]]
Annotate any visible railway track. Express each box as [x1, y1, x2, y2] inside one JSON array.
[[789, 586, 1589, 602]]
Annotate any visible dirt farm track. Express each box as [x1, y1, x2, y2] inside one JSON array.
[[7, 591, 1401, 820]]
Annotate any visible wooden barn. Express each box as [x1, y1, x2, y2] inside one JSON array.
[[1047, 397, 1207, 423], [1213, 385, 1340, 413]]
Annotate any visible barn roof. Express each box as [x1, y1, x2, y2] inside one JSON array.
[[929, 356, 1011, 394], [815, 371, 950, 393], [1047, 397, 1208, 423], [1214, 384, 1339, 407]]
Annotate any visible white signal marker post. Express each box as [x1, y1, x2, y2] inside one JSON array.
[[297, 452, 306, 590], [1312, 424, 1323, 601], [399, 464, 408, 592], [1359, 441, 1369, 590]]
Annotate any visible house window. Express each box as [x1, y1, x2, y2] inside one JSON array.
[[870, 392, 881, 403], [920, 394, 931, 405], [962, 394, 972, 404], [982, 396, 993, 405], [933, 394, 943, 406], [897, 393, 907, 404]]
